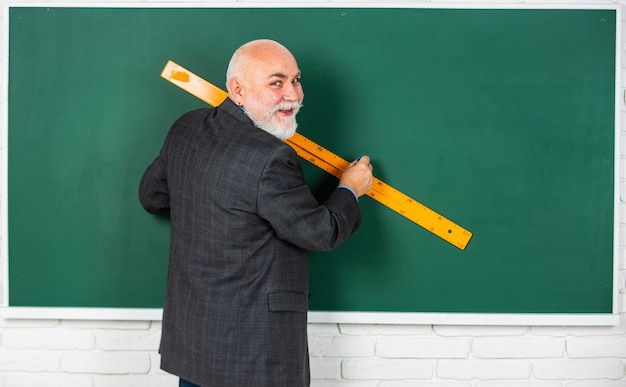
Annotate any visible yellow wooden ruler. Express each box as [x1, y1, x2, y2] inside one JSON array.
[[160, 60, 473, 250]]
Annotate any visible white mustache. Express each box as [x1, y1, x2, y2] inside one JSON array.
[[271, 102, 302, 114]]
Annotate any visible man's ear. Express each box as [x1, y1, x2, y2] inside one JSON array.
[[227, 77, 245, 106]]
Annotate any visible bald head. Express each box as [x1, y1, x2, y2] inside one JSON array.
[[226, 39, 297, 90], [226, 40, 290, 82]]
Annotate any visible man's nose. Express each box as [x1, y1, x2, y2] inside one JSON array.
[[283, 83, 302, 101]]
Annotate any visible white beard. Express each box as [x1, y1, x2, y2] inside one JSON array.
[[245, 101, 302, 140]]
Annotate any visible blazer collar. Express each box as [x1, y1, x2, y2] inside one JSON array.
[[219, 97, 255, 126]]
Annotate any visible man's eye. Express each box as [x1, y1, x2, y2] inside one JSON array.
[[292, 78, 301, 84], [271, 81, 282, 87]]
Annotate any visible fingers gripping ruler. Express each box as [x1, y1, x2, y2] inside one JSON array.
[[160, 60, 473, 250]]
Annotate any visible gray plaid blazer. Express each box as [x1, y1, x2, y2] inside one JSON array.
[[139, 98, 362, 387]]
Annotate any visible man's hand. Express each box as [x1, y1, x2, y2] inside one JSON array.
[[339, 156, 373, 197]]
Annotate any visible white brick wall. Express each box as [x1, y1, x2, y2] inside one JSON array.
[[1, 0, 626, 386]]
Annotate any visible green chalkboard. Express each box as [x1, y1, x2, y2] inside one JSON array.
[[8, 7, 616, 314]]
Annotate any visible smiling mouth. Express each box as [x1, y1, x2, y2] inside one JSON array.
[[272, 102, 302, 118]]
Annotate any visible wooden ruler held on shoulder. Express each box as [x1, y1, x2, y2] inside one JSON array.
[[160, 60, 472, 250]]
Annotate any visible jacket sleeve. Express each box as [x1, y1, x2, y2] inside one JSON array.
[[138, 142, 171, 216], [256, 144, 362, 251]]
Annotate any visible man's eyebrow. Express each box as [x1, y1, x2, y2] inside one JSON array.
[[268, 71, 301, 79]]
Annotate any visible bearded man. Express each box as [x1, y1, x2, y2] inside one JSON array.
[[139, 39, 373, 387]]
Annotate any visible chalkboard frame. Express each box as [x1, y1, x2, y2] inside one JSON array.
[[1, 2, 620, 325]]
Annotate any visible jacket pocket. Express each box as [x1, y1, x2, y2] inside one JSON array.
[[268, 291, 308, 313]]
